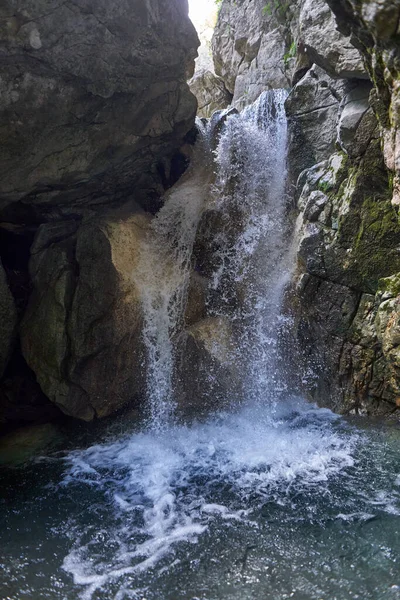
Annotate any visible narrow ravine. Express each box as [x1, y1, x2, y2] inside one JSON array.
[[0, 91, 399, 600]]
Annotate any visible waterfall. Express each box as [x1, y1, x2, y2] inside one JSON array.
[[206, 90, 291, 403], [4, 94, 400, 600], [136, 125, 213, 430], [138, 90, 292, 428]]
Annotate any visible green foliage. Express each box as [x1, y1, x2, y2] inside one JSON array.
[[262, 3, 272, 15], [283, 40, 297, 66], [262, 1, 290, 18], [317, 179, 332, 194], [215, 0, 223, 13]]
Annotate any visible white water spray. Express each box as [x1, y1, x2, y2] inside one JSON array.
[[138, 90, 292, 426], [136, 127, 213, 430], [203, 90, 291, 402]]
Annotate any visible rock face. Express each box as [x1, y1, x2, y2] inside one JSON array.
[[0, 0, 199, 221], [211, 0, 366, 111], [323, 0, 400, 208], [213, 0, 400, 414], [21, 209, 150, 420], [0, 0, 200, 426], [212, 0, 297, 108], [287, 2, 400, 414], [298, 0, 365, 79], [189, 69, 232, 118]]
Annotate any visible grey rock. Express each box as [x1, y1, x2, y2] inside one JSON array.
[[286, 65, 349, 182], [212, 0, 299, 109], [325, 0, 400, 206], [0, 0, 199, 221], [189, 69, 232, 118], [303, 190, 329, 222], [21, 209, 151, 420], [299, 0, 366, 79], [337, 82, 378, 157]]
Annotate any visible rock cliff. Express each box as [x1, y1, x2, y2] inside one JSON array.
[[212, 0, 400, 414], [0, 0, 199, 424], [0, 0, 198, 220]]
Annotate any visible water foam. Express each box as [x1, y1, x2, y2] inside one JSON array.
[[61, 399, 360, 599]]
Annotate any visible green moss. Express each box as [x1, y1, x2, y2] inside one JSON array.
[[378, 273, 400, 297], [351, 196, 400, 291]]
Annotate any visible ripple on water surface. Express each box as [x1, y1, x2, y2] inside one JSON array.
[[0, 398, 400, 600]]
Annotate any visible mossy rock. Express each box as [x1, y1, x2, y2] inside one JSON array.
[[378, 273, 400, 299]]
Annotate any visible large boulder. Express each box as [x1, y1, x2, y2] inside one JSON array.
[[211, 0, 299, 108], [21, 208, 150, 420], [0, 0, 199, 221]]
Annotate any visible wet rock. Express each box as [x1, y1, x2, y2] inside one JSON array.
[[0, 0, 199, 221], [184, 272, 209, 327], [21, 208, 151, 421], [176, 316, 241, 412]]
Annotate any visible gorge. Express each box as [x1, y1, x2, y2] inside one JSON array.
[[0, 0, 400, 598]]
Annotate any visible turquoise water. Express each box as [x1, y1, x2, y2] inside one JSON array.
[[1, 398, 399, 600]]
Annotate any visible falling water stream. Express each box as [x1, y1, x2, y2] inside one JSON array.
[[1, 92, 400, 600]]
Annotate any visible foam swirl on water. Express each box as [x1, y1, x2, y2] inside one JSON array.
[[60, 399, 363, 599]]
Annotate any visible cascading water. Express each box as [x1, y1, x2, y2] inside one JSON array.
[[1, 92, 399, 600], [136, 122, 213, 429], [138, 90, 293, 424], [206, 90, 292, 403]]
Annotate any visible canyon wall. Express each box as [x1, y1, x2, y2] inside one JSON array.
[[213, 0, 400, 414], [0, 0, 199, 424]]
